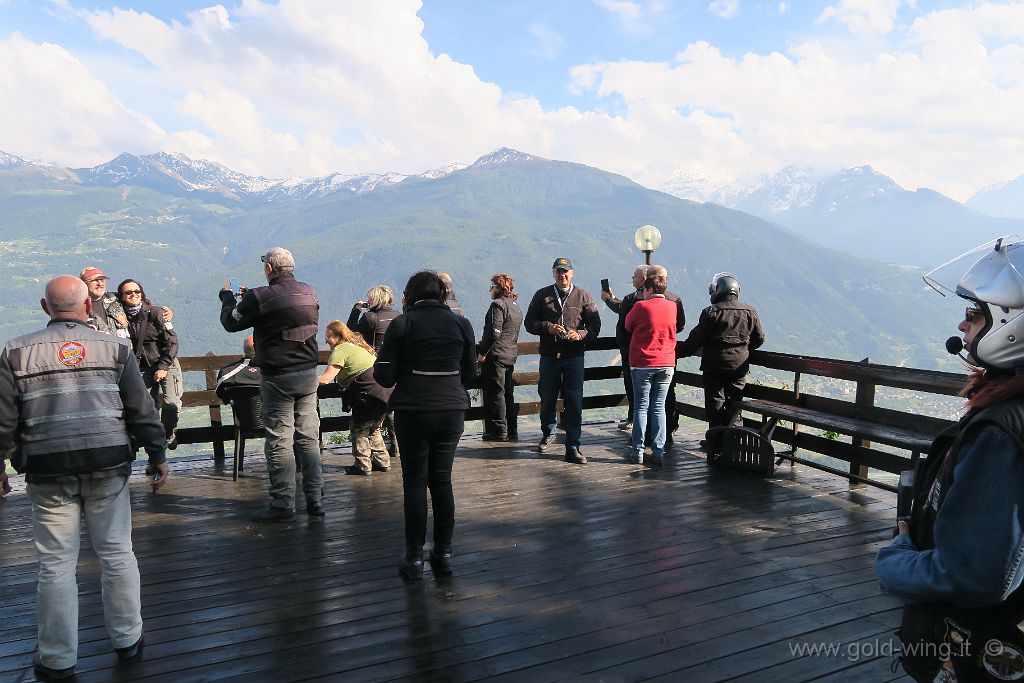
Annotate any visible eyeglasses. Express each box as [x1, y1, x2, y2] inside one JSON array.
[[965, 307, 985, 323], [122, 289, 142, 296], [88, 277, 109, 283]]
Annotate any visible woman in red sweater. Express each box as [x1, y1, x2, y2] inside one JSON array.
[[624, 265, 679, 465]]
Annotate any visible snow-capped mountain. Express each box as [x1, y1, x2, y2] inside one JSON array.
[[420, 162, 467, 180], [967, 173, 1024, 220], [44, 150, 492, 202], [0, 151, 29, 169], [732, 165, 899, 217], [471, 148, 539, 167], [658, 166, 750, 205], [720, 164, 1020, 267]]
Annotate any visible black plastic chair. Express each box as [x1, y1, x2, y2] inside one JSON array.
[[705, 418, 778, 475], [222, 387, 265, 481]]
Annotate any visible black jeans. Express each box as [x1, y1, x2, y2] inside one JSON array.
[[481, 359, 517, 436], [619, 345, 634, 419], [703, 372, 746, 444], [395, 410, 464, 551]]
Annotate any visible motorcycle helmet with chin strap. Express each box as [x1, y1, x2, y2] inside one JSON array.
[[709, 272, 740, 304], [925, 236, 1024, 371]]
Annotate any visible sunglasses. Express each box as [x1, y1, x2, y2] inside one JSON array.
[[965, 307, 985, 323], [122, 289, 142, 296]]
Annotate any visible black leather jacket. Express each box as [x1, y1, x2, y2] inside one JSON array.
[[478, 296, 524, 365], [126, 304, 177, 370], [677, 295, 764, 375], [220, 272, 319, 375], [347, 304, 399, 354], [374, 300, 476, 411]]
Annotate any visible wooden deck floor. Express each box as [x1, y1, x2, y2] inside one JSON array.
[[0, 423, 910, 682]]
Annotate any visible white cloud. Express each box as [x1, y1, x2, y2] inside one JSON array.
[[2, 0, 1023, 202], [708, 0, 740, 19], [0, 33, 168, 166], [568, 1, 1024, 200], [779, 2, 789, 14], [818, 0, 907, 35]]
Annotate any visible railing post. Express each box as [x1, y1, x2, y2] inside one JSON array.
[[205, 352, 226, 461], [851, 357, 875, 485], [791, 370, 802, 455]]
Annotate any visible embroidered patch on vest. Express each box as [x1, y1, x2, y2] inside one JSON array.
[[57, 341, 86, 366]]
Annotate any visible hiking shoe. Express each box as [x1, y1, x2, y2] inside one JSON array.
[[251, 506, 295, 523], [115, 634, 144, 661], [537, 434, 555, 453]]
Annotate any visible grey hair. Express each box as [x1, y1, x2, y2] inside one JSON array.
[[633, 264, 650, 278], [366, 285, 394, 309], [263, 247, 295, 273], [45, 276, 88, 313]]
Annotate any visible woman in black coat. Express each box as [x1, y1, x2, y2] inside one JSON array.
[[374, 271, 476, 580], [117, 279, 178, 440]]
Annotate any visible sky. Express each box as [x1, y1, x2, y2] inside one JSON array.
[[1, 0, 1022, 200]]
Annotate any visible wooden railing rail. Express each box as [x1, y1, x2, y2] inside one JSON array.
[[173, 338, 964, 491]]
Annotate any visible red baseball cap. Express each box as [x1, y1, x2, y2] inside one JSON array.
[[80, 267, 108, 283]]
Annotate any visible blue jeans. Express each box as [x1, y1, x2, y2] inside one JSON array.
[[631, 366, 674, 461], [28, 472, 141, 670], [260, 369, 323, 508], [538, 354, 585, 449]]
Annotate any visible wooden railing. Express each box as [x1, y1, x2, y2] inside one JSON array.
[[176, 338, 965, 490]]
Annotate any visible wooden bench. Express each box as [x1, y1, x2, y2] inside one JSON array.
[[732, 398, 937, 462], [724, 397, 946, 504]]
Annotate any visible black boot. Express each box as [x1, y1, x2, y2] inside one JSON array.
[[399, 547, 423, 580], [429, 547, 453, 576]]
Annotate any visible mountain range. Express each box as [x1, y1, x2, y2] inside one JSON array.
[[0, 149, 470, 204], [660, 165, 1024, 268], [0, 146, 980, 372]]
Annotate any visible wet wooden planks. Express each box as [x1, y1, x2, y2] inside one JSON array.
[[0, 423, 910, 682]]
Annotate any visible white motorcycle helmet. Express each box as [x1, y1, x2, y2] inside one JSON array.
[[925, 235, 1024, 371]]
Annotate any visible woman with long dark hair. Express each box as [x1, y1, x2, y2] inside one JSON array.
[[374, 271, 476, 579], [875, 237, 1024, 682], [116, 279, 178, 442]]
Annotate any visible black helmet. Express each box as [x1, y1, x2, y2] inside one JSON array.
[[709, 272, 740, 303]]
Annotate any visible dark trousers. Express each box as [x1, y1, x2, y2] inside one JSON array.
[[142, 366, 179, 438], [538, 354, 585, 449], [703, 372, 746, 443], [395, 410, 464, 551], [481, 359, 517, 436], [619, 346, 634, 419]]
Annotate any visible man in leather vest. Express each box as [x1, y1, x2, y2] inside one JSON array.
[[0, 275, 168, 681], [220, 247, 324, 522]]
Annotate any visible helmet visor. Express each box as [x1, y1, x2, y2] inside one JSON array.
[[923, 235, 1022, 299]]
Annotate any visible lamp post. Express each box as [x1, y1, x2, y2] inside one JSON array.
[[634, 224, 662, 265]]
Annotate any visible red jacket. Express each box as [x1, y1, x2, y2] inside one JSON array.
[[625, 296, 678, 367]]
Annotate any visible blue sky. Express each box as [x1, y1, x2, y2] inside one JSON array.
[[0, 1, 1021, 200]]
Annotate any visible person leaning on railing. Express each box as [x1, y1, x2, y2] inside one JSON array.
[[677, 272, 764, 453], [319, 321, 393, 476], [875, 236, 1024, 682], [374, 270, 476, 580], [347, 284, 401, 459]]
